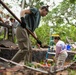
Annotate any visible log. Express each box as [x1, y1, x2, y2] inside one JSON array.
[[50, 61, 76, 73], [0, 57, 48, 74]]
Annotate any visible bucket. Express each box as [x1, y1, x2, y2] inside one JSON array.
[[66, 44, 71, 51]]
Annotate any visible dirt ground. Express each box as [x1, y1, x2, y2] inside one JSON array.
[[56, 70, 68, 75], [0, 60, 75, 75]]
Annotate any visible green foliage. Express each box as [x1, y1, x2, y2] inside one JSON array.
[[56, 17, 64, 24], [42, 0, 76, 43], [68, 69, 76, 75], [34, 1, 44, 8], [30, 24, 50, 46], [35, 24, 50, 45], [70, 0, 75, 3], [0, 34, 4, 40], [73, 55, 76, 61], [26, 62, 34, 67]]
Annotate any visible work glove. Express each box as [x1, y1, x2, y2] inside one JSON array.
[[21, 17, 26, 28], [37, 40, 42, 47]]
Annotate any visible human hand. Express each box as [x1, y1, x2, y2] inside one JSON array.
[[37, 40, 42, 48], [21, 17, 26, 28]]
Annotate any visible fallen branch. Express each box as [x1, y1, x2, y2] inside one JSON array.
[[0, 57, 76, 74], [0, 57, 48, 74], [50, 61, 76, 73]]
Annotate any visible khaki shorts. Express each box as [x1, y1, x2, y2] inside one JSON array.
[[56, 51, 68, 68]]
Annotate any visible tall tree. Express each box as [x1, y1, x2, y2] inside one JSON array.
[[42, 0, 76, 42]]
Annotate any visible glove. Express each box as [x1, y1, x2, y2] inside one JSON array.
[[37, 40, 42, 47], [21, 17, 26, 28]]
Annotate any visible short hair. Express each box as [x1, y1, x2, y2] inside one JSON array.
[[54, 37, 60, 40], [40, 5, 49, 12], [6, 14, 10, 17], [10, 18, 14, 21]]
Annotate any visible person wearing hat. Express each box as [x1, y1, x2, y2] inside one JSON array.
[[53, 36, 68, 70], [11, 5, 49, 64]]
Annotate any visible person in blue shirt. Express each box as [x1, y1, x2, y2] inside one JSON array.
[[11, 5, 49, 64]]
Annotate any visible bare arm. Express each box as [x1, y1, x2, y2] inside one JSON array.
[[20, 9, 31, 17]]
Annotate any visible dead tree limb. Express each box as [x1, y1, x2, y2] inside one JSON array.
[[0, 57, 49, 74], [50, 61, 76, 73]]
